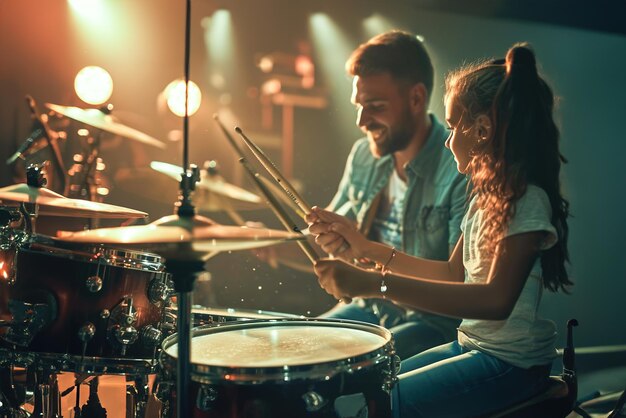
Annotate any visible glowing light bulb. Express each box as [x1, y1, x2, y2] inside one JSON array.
[[74, 66, 113, 105], [164, 79, 202, 117]]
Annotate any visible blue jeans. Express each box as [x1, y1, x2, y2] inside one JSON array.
[[322, 299, 457, 359], [392, 341, 551, 418]]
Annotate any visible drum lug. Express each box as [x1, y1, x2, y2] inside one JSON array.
[[196, 385, 218, 411], [85, 275, 103, 293], [108, 297, 139, 355], [78, 322, 96, 342], [382, 353, 401, 393], [147, 276, 173, 305], [111, 325, 139, 355], [140, 325, 163, 349], [302, 391, 328, 412], [161, 307, 177, 332]]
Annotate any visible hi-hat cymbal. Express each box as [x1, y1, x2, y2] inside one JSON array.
[[0, 183, 147, 219], [150, 161, 263, 211], [54, 214, 305, 260], [46, 103, 166, 149]]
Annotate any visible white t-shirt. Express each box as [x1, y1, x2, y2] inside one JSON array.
[[458, 185, 559, 369], [369, 169, 407, 249]]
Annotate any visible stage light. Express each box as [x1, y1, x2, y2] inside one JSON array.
[[68, 0, 105, 18], [362, 13, 396, 37], [308, 12, 356, 136], [74, 66, 113, 105], [203, 9, 234, 73], [164, 79, 202, 117]]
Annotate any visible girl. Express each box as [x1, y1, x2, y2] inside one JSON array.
[[308, 43, 572, 417]]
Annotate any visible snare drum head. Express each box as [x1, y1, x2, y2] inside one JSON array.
[[166, 319, 390, 368]]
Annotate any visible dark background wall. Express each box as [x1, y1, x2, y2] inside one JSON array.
[[1, 0, 625, 353]]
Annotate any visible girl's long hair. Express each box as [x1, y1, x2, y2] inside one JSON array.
[[445, 43, 572, 292]]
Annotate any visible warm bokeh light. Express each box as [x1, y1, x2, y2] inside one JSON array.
[[258, 56, 274, 73], [0, 261, 8, 280], [295, 54, 315, 88], [261, 79, 281, 95], [164, 79, 202, 117], [74, 66, 113, 105]]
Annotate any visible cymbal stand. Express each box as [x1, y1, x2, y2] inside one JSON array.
[[84, 132, 103, 229], [69, 131, 101, 203], [170, 1, 203, 417], [19, 164, 48, 236], [169, 167, 202, 418]]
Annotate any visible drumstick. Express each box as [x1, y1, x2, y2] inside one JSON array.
[[238, 157, 319, 264], [213, 114, 247, 160], [213, 113, 305, 219], [214, 117, 351, 303], [234, 126, 312, 218], [238, 154, 351, 304]]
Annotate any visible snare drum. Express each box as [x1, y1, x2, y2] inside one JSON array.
[[160, 318, 398, 418], [1, 239, 172, 373], [191, 307, 302, 326]]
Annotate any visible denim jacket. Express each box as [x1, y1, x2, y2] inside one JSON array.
[[328, 116, 467, 261]]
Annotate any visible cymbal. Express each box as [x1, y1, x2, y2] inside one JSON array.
[[46, 103, 166, 149], [55, 214, 305, 260], [0, 183, 148, 219], [150, 161, 263, 210]]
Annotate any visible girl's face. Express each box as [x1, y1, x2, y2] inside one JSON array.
[[444, 95, 479, 174]]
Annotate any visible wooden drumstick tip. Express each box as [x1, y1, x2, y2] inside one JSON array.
[[234, 126, 243, 134]]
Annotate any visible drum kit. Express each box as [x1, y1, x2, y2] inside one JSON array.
[[0, 97, 400, 416]]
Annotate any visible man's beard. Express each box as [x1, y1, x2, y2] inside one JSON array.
[[368, 123, 414, 158]]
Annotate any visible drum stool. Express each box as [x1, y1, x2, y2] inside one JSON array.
[[484, 319, 579, 418]]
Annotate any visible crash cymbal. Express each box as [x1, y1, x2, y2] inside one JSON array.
[[46, 103, 166, 149], [55, 214, 305, 260], [0, 183, 148, 219], [150, 161, 263, 210]]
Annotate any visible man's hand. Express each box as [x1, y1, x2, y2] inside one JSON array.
[[306, 206, 356, 261]]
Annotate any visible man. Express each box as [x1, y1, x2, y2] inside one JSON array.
[[310, 30, 467, 359]]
